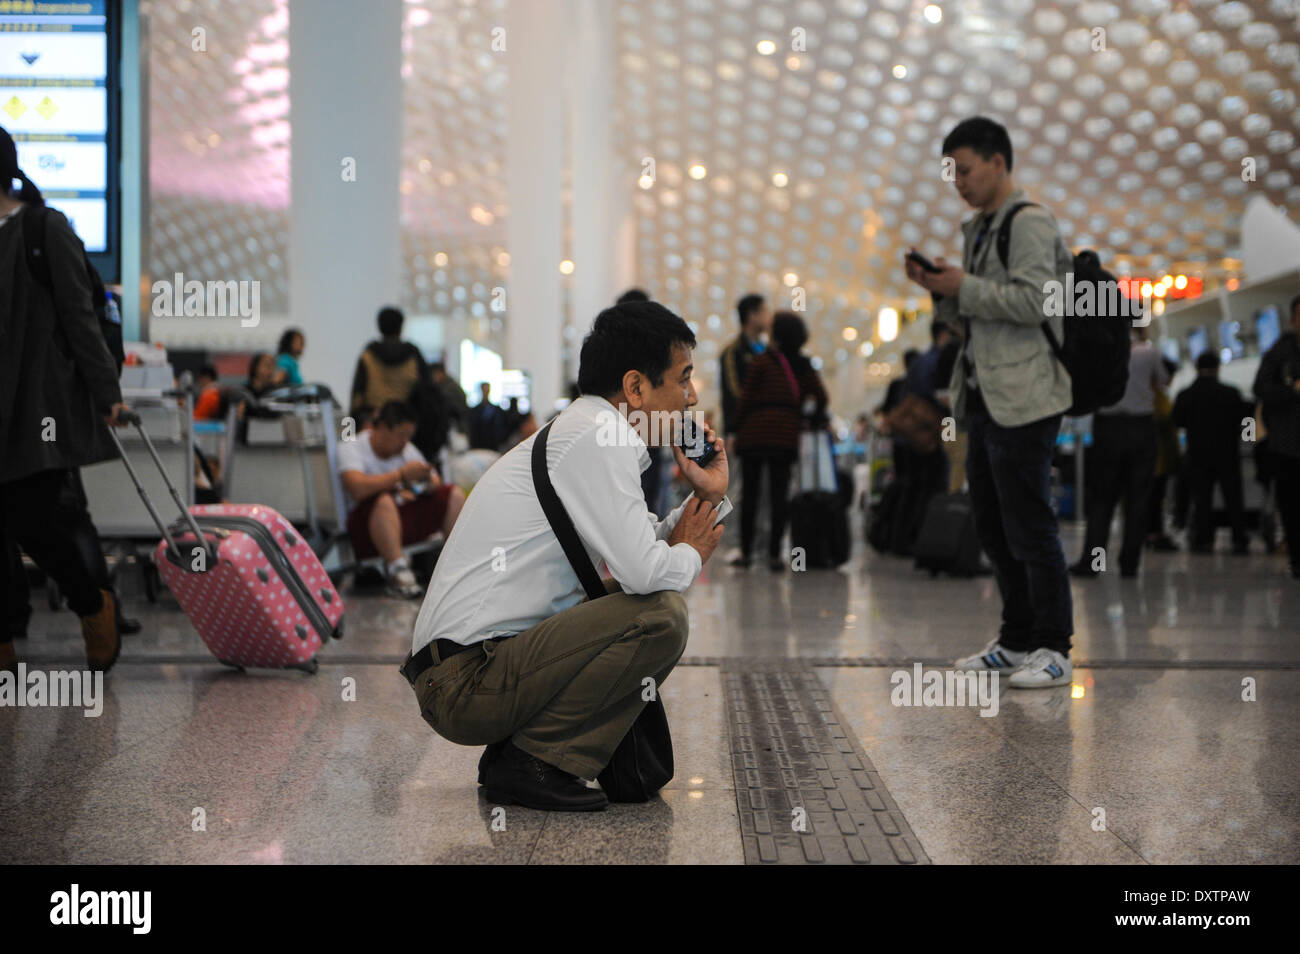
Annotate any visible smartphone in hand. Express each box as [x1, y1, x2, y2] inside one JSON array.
[[680, 416, 719, 469], [907, 249, 943, 274]]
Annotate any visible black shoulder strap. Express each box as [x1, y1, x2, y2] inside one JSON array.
[[21, 204, 51, 289], [995, 201, 1037, 273], [531, 420, 607, 601]]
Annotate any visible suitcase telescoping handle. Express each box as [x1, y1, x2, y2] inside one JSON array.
[[107, 411, 215, 567]]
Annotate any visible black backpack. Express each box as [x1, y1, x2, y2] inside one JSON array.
[[996, 202, 1130, 416], [22, 204, 125, 374]]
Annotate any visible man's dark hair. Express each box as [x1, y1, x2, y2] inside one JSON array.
[[578, 300, 697, 398], [1289, 294, 1300, 321], [377, 306, 404, 337], [902, 348, 920, 371], [430, 362, 446, 375], [772, 311, 808, 354], [616, 288, 650, 304], [374, 400, 418, 429], [1196, 350, 1221, 373], [736, 293, 765, 327], [942, 116, 1013, 173], [930, 319, 951, 344], [277, 328, 303, 355]]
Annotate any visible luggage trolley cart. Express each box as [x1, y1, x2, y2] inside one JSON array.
[[222, 386, 352, 574]]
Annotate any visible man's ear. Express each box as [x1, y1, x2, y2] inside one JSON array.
[[622, 369, 646, 409]]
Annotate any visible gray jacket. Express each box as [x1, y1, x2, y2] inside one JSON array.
[[934, 189, 1074, 428], [0, 205, 122, 483]]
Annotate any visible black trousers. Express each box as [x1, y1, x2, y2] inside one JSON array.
[[1273, 453, 1300, 572], [1082, 414, 1157, 573], [739, 450, 795, 560], [1, 468, 106, 642], [1147, 472, 1169, 537], [965, 388, 1073, 655], [1187, 454, 1247, 549]]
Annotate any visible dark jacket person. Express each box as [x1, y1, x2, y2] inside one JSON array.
[[0, 124, 124, 673]]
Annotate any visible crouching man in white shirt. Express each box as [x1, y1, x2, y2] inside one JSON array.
[[400, 301, 730, 811]]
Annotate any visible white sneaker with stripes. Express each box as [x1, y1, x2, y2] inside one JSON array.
[[954, 640, 1027, 673], [1007, 648, 1072, 689]]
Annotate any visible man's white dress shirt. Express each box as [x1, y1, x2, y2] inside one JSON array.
[[411, 395, 732, 653]]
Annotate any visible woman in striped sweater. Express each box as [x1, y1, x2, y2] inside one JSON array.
[[732, 311, 830, 569]]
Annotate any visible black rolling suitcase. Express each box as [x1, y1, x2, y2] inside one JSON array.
[[790, 491, 850, 568], [912, 492, 984, 576], [789, 432, 849, 568], [867, 478, 903, 554]]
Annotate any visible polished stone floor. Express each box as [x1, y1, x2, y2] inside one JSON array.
[[3, 520, 1297, 864]]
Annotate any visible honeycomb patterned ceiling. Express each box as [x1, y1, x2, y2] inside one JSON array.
[[142, 0, 1299, 380]]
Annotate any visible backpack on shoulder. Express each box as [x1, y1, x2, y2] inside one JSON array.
[[996, 201, 1130, 416], [22, 204, 125, 374]]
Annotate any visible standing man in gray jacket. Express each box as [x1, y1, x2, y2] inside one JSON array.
[[904, 116, 1075, 689]]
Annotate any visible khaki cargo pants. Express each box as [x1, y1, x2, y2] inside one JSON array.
[[407, 579, 688, 780]]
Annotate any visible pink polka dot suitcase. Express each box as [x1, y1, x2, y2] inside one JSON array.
[[156, 503, 345, 673], [109, 414, 344, 673]]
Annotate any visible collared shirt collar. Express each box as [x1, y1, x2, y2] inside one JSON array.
[[575, 393, 652, 473]]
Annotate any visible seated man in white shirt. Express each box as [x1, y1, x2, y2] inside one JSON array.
[[401, 301, 731, 811], [337, 401, 466, 598]]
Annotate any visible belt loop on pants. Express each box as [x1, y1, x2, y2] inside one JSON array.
[[400, 639, 474, 686]]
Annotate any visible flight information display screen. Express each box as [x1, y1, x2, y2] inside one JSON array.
[[1, 0, 116, 272]]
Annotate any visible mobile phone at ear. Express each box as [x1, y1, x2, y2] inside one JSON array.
[[680, 416, 719, 468], [907, 250, 942, 273]]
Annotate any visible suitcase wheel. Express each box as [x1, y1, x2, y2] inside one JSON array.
[[331, 619, 344, 641], [217, 659, 246, 673], [288, 657, 319, 675]]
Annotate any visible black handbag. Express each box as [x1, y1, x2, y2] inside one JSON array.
[[531, 421, 675, 802]]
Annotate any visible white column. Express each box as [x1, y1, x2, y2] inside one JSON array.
[[288, 0, 402, 402], [567, 0, 616, 353], [506, 0, 565, 414]]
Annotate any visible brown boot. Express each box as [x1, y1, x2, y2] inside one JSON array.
[[81, 588, 121, 673], [0, 640, 16, 675]]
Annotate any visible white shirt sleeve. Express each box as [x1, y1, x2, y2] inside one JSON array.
[[336, 437, 363, 475], [550, 432, 706, 595]]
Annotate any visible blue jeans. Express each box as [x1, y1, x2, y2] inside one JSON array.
[[965, 388, 1073, 655]]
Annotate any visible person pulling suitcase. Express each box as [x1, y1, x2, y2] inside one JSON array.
[[0, 125, 127, 674]]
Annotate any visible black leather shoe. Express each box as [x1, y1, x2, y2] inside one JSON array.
[[477, 739, 509, 786], [116, 612, 142, 635], [1069, 561, 1098, 578], [483, 742, 608, 811]]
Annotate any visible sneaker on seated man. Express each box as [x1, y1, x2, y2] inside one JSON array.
[[338, 400, 466, 598]]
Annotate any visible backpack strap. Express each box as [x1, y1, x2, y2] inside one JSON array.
[[993, 201, 1069, 367], [21, 203, 51, 289], [994, 201, 1037, 273], [531, 419, 608, 601]]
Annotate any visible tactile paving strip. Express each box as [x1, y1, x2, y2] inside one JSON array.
[[721, 661, 931, 865]]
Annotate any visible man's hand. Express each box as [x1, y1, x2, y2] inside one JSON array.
[[104, 403, 129, 427], [903, 250, 965, 298], [671, 420, 728, 506], [667, 496, 725, 565], [400, 460, 432, 483]]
